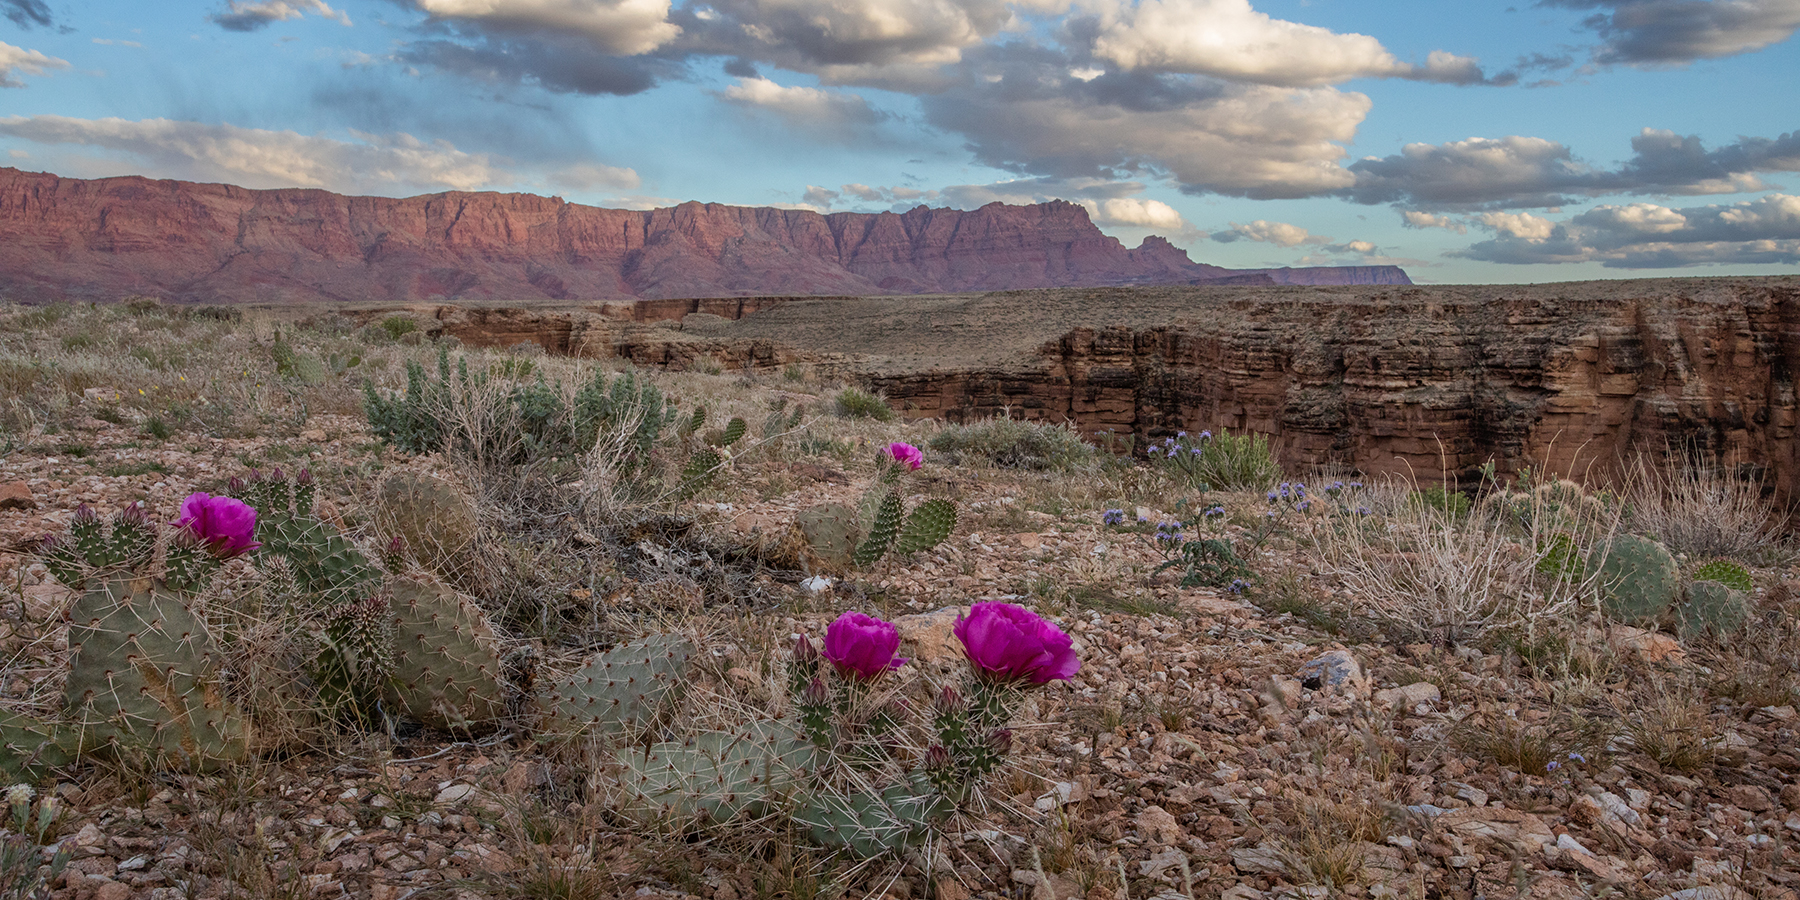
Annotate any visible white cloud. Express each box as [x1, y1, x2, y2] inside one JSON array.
[[1089, 0, 1487, 86], [411, 0, 681, 56], [1211, 219, 1320, 246], [1476, 211, 1556, 240], [0, 115, 639, 197], [1546, 0, 1800, 65], [210, 0, 352, 31], [1081, 197, 1185, 229], [717, 77, 883, 133], [1456, 194, 1800, 268], [699, 0, 1013, 84], [0, 41, 69, 88], [1400, 210, 1467, 233], [544, 161, 641, 192]]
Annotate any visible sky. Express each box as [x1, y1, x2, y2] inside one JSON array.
[[1, 0, 1798, 284]]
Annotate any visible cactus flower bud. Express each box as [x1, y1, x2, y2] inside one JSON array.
[[933, 685, 964, 716], [295, 467, 313, 485], [270, 467, 285, 482], [71, 504, 97, 527], [387, 535, 405, 555], [986, 728, 1013, 755], [227, 475, 245, 493], [924, 744, 952, 771], [803, 676, 829, 707], [794, 633, 819, 665], [248, 468, 263, 483]]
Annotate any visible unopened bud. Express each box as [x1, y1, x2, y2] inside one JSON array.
[[803, 676, 829, 707], [270, 467, 285, 482], [227, 476, 245, 493], [387, 536, 404, 555], [986, 728, 1013, 755], [118, 502, 149, 526], [924, 744, 952, 771], [933, 685, 964, 716], [248, 468, 263, 483], [71, 504, 96, 526], [295, 467, 313, 486], [794, 633, 819, 664], [39, 534, 63, 553]]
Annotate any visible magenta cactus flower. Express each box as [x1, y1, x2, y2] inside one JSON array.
[[886, 442, 923, 471], [822, 611, 907, 680], [953, 602, 1081, 684], [173, 492, 261, 558]]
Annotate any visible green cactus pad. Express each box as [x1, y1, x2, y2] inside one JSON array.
[[853, 490, 904, 568], [796, 774, 949, 858], [617, 718, 817, 824], [0, 710, 80, 782], [533, 634, 693, 741], [719, 416, 747, 448], [796, 504, 860, 571], [313, 596, 395, 725], [1589, 533, 1680, 624], [1676, 580, 1751, 640], [678, 449, 723, 498], [259, 516, 382, 608], [1534, 531, 1583, 581], [384, 578, 508, 734], [64, 576, 250, 770], [895, 499, 957, 555], [1690, 559, 1753, 593]]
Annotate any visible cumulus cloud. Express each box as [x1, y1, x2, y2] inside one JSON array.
[[716, 77, 885, 135], [1346, 127, 1800, 210], [2, 0, 54, 29], [1475, 210, 1557, 240], [1544, 0, 1800, 65], [399, 32, 673, 94], [1082, 197, 1185, 228], [0, 41, 68, 88], [1401, 210, 1468, 233], [1455, 193, 1800, 267], [1211, 219, 1321, 246], [675, 0, 1013, 87], [1089, 0, 1490, 86], [407, 0, 680, 56], [210, 0, 352, 31], [0, 114, 638, 196]]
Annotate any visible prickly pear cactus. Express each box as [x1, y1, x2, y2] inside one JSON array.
[[896, 499, 957, 555], [1676, 580, 1751, 640], [617, 718, 817, 823], [718, 416, 747, 448], [0, 710, 80, 782], [796, 774, 949, 858], [313, 595, 395, 725], [41, 504, 159, 587], [795, 503, 860, 571], [678, 449, 723, 499], [376, 472, 478, 580], [1589, 534, 1680, 625], [260, 516, 382, 607], [1691, 559, 1753, 593], [64, 576, 249, 770], [384, 578, 508, 734], [533, 634, 693, 741], [853, 490, 904, 568], [1534, 531, 1583, 582]]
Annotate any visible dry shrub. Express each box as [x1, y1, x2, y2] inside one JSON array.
[[1621, 676, 1716, 773], [1313, 478, 1606, 644], [1273, 793, 1393, 891], [1623, 455, 1787, 561]]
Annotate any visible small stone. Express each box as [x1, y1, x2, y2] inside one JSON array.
[[93, 882, 133, 900], [1569, 794, 1604, 827], [434, 783, 476, 804], [1137, 846, 1187, 878], [799, 575, 832, 594], [893, 606, 963, 664], [1606, 624, 1684, 664], [1781, 783, 1800, 810], [1134, 805, 1185, 846], [1298, 649, 1369, 698], [1727, 785, 1773, 813], [0, 481, 34, 510], [1596, 791, 1640, 826], [1220, 887, 1265, 900], [1374, 681, 1440, 710]]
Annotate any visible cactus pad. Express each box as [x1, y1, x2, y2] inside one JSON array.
[[678, 449, 723, 498], [376, 472, 478, 579], [796, 504, 860, 571], [1690, 559, 1753, 593], [852, 490, 904, 568], [0, 710, 79, 782], [719, 416, 747, 448], [896, 499, 957, 555], [1589, 534, 1680, 624], [617, 718, 816, 823], [796, 774, 949, 858], [384, 578, 508, 734], [1676, 580, 1751, 640], [533, 634, 693, 741], [64, 576, 249, 770]]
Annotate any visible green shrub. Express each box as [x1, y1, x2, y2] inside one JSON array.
[[833, 386, 896, 422], [927, 416, 1094, 470], [1151, 429, 1281, 491], [379, 316, 419, 341], [1411, 486, 1471, 518]]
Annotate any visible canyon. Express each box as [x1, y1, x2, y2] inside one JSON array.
[[347, 276, 1800, 502], [0, 168, 1407, 306]]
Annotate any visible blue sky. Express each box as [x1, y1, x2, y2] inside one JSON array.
[[1, 0, 1797, 283]]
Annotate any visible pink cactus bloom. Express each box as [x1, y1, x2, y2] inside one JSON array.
[[953, 602, 1081, 684], [886, 442, 924, 471], [823, 611, 907, 680], [173, 492, 261, 558]]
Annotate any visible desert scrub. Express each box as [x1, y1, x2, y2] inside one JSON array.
[[1148, 429, 1282, 491], [1622, 456, 1787, 561], [832, 385, 896, 422], [926, 414, 1095, 470]]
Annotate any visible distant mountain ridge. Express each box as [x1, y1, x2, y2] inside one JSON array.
[[0, 167, 1410, 304]]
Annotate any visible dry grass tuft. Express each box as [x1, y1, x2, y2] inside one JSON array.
[[1623, 455, 1788, 562]]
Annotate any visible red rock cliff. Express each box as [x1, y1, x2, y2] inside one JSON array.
[[0, 168, 1408, 304]]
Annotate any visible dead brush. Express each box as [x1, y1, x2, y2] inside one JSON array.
[[1622, 454, 1789, 562], [1270, 793, 1394, 891], [1621, 675, 1718, 773]]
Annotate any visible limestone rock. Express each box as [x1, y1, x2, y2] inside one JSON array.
[[1299, 649, 1369, 698], [1374, 681, 1440, 710], [0, 481, 33, 510], [893, 606, 964, 665]]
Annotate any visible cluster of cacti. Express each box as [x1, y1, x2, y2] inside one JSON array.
[[782, 450, 958, 572], [533, 634, 694, 741], [1588, 533, 1755, 640], [375, 471, 479, 581], [312, 595, 395, 726]]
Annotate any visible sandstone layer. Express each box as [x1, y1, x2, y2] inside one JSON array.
[[0, 168, 1408, 305], [381, 277, 1800, 500]]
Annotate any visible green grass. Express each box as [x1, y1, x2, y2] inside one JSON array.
[[832, 386, 896, 422], [928, 415, 1095, 470]]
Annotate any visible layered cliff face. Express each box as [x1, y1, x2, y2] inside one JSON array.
[[0, 167, 1408, 304]]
